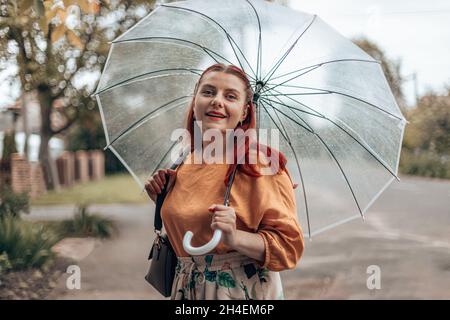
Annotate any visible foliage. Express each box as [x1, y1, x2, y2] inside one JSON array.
[[0, 251, 12, 277], [399, 89, 450, 179], [66, 109, 125, 173], [55, 204, 116, 239], [0, 186, 30, 219], [403, 91, 450, 155], [0, 215, 59, 271], [1, 130, 17, 161], [0, 0, 157, 189], [353, 37, 407, 113], [400, 149, 449, 179]]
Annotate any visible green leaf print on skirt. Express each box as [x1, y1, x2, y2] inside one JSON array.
[[217, 271, 236, 288]]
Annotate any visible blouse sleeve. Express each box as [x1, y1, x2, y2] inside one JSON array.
[[256, 169, 305, 271]]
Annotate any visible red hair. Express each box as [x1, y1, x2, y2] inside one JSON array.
[[184, 63, 287, 185]]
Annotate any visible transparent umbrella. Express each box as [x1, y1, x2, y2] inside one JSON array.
[[94, 0, 407, 254]]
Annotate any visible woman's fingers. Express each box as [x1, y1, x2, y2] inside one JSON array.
[[154, 173, 164, 189], [144, 168, 175, 202], [150, 179, 162, 194], [212, 216, 234, 224], [208, 204, 229, 211], [211, 221, 232, 233], [157, 170, 166, 185]]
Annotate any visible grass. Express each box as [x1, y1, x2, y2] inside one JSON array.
[[31, 174, 149, 206], [50, 205, 117, 239], [0, 216, 60, 271]]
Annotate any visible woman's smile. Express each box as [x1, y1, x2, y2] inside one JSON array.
[[206, 111, 228, 121]]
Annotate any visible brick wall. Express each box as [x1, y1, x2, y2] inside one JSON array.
[[8, 153, 46, 198], [56, 151, 75, 187], [3, 150, 105, 199], [75, 150, 90, 183], [10, 153, 32, 194], [88, 150, 105, 181]]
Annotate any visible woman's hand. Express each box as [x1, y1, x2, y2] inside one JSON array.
[[209, 204, 238, 249], [144, 169, 177, 203]]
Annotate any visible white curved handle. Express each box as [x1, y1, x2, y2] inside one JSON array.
[[183, 229, 222, 255]]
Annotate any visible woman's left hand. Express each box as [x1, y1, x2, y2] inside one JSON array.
[[209, 204, 238, 249]]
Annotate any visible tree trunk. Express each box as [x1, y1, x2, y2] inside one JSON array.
[[21, 92, 31, 160], [37, 84, 60, 191]]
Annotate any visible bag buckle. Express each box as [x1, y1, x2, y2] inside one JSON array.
[[154, 229, 162, 249]]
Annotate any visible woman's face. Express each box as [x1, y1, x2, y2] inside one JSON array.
[[193, 71, 248, 133]]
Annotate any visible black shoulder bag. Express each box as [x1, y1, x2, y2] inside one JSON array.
[[145, 153, 239, 298]]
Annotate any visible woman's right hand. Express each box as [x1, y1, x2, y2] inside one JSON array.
[[144, 168, 177, 203]]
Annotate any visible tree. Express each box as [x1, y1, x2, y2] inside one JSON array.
[[403, 89, 450, 156], [353, 37, 407, 114], [0, 0, 156, 189]]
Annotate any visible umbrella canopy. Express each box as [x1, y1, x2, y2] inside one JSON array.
[[94, 0, 407, 239]]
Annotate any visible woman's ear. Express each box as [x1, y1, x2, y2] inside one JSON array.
[[241, 104, 249, 121]]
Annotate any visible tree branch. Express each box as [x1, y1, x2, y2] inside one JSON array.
[[51, 106, 80, 135]]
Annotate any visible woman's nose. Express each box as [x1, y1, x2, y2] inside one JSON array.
[[211, 95, 225, 107]]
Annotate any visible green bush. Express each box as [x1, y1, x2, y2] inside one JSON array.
[[400, 150, 450, 179], [56, 205, 116, 239], [0, 216, 59, 271], [1, 130, 17, 161], [0, 186, 30, 218], [0, 252, 12, 279]]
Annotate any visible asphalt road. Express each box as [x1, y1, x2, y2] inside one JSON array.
[[27, 174, 449, 299]]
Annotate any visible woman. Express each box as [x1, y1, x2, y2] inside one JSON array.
[[145, 64, 304, 300]]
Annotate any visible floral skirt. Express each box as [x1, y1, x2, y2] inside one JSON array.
[[171, 251, 284, 300]]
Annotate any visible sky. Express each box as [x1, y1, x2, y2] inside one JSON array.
[[288, 0, 450, 106], [1, 0, 449, 108]]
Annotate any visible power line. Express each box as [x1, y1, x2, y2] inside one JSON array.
[[338, 9, 450, 16]]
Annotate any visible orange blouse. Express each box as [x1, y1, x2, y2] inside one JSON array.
[[161, 153, 305, 271]]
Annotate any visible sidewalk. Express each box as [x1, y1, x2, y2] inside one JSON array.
[[27, 175, 450, 299]]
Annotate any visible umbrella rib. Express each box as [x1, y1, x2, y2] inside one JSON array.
[[264, 91, 332, 97], [261, 96, 317, 133], [258, 99, 314, 134], [264, 63, 321, 93], [265, 82, 404, 121], [161, 4, 257, 79], [113, 37, 249, 78], [104, 95, 191, 150], [262, 94, 323, 118], [262, 15, 317, 84], [261, 95, 400, 180], [95, 68, 203, 95], [245, 0, 262, 80], [258, 102, 289, 142], [261, 99, 365, 221], [259, 100, 312, 239], [265, 58, 379, 83], [150, 140, 179, 177]]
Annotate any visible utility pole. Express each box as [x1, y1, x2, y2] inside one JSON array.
[[404, 72, 419, 107]]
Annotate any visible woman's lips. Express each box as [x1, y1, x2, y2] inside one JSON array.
[[206, 113, 227, 121]]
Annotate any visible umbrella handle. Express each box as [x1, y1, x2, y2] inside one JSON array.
[[182, 229, 222, 256]]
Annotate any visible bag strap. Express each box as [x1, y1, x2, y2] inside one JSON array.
[[154, 152, 239, 233], [154, 149, 189, 233]]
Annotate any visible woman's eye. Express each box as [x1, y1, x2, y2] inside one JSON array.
[[202, 90, 213, 95], [227, 95, 237, 100]]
